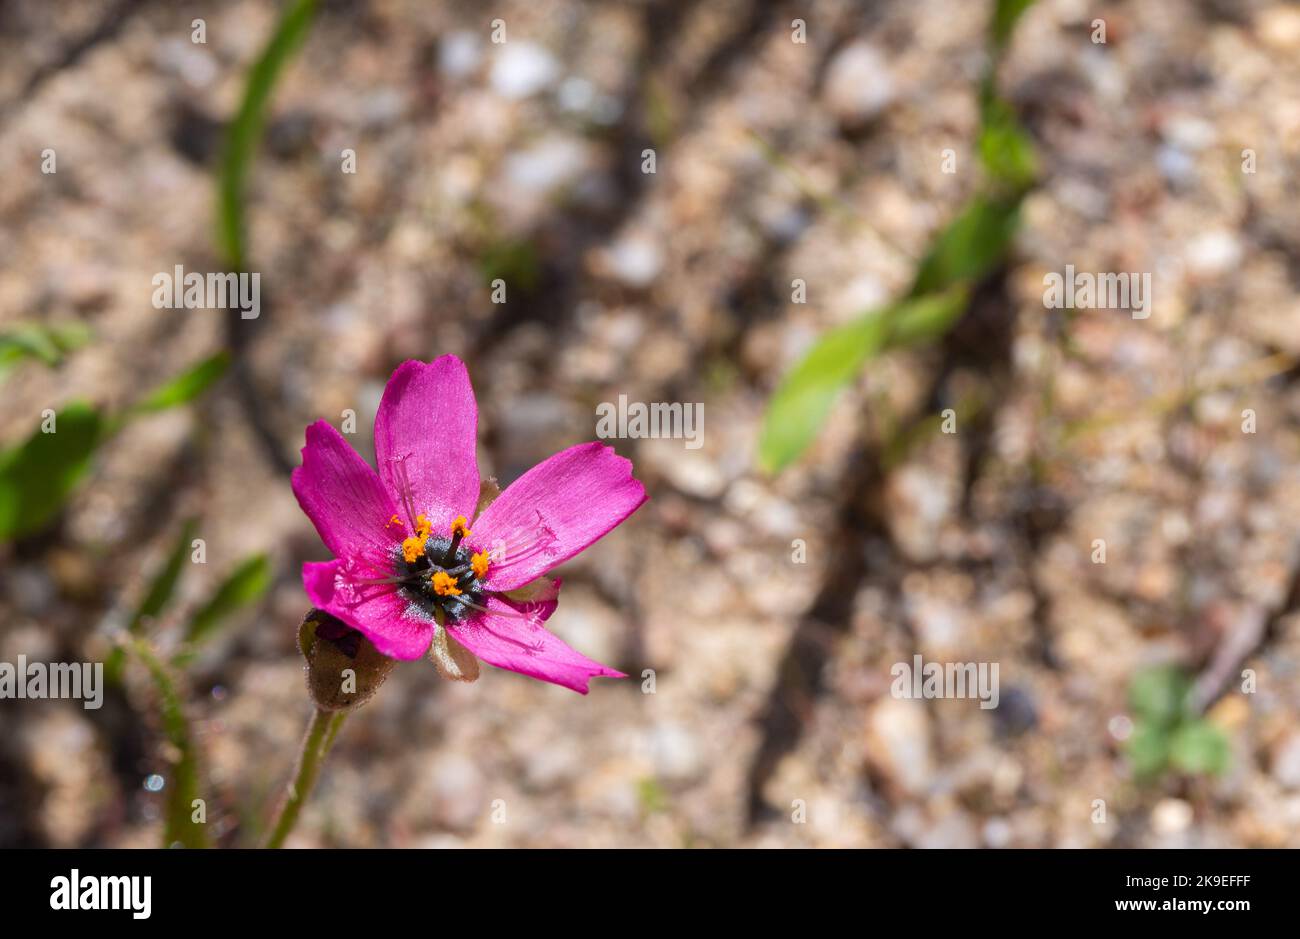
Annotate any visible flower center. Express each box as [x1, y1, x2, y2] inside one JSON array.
[[388, 515, 492, 622]]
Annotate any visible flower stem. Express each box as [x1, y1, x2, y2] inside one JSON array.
[[263, 706, 347, 848]]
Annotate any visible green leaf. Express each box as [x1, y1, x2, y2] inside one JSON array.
[[758, 290, 971, 474], [978, 98, 1037, 191], [0, 353, 225, 542], [0, 322, 91, 378], [1169, 720, 1231, 776], [123, 638, 209, 849], [183, 553, 271, 646], [910, 195, 1022, 296], [888, 285, 971, 346], [1126, 722, 1171, 779], [0, 402, 104, 541], [128, 351, 230, 417], [1129, 665, 1192, 729], [217, 0, 319, 268], [758, 310, 889, 475]]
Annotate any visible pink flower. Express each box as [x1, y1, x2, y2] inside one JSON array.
[[291, 356, 646, 693]]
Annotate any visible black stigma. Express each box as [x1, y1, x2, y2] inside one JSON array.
[[395, 535, 484, 622]]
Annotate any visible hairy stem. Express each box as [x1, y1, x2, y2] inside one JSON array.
[[263, 707, 347, 848]]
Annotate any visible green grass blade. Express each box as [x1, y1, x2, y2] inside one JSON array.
[[759, 311, 890, 475], [910, 195, 1022, 297], [127, 351, 231, 418], [978, 98, 1038, 191], [183, 553, 272, 647], [131, 518, 201, 632], [757, 0, 1035, 476], [991, 0, 1037, 49], [888, 285, 971, 346], [106, 518, 202, 683], [217, 0, 319, 268]]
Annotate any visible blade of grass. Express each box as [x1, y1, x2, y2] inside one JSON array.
[[991, 0, 1037, 50], [1062, 351, 1295, 442], [217, 0, 319, 269], [759, 311, 890, 475], [757, 0, 1038, 476], [178, 553, 272, 654], [132, 518, 201, 631], [106, 518, 201, 683], [758, 289, 969, 474], [125, 351, 230, 419], [909, 195, 1022, 297]]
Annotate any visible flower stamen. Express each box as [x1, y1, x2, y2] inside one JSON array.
[[402, 535, 426, 562], [401, 513, 434, 562], [443, 515, 471, 565], [430, 570, 463, 597]]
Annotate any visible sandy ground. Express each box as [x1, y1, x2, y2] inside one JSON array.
[[2, 0, 1300, 847]]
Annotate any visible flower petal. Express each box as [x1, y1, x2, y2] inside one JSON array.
[[471, 442, 647, 591], [373, 356, 480, 534], [446, 584, 626, 694], [292, 421, 398, 564], [303, 560, 434, 660]]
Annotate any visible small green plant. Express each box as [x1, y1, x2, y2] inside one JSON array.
[[1126, 665, 1230, 780], [0, 352, 229, 541], [758, 0, 1039, 474]]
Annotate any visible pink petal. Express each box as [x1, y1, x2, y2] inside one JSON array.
[[446, 585, 626, 694], [471, 442, 647, 591], [303, 560, 435, 660], [292, 421, 398, 564], [373, 356, 480, 535]]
